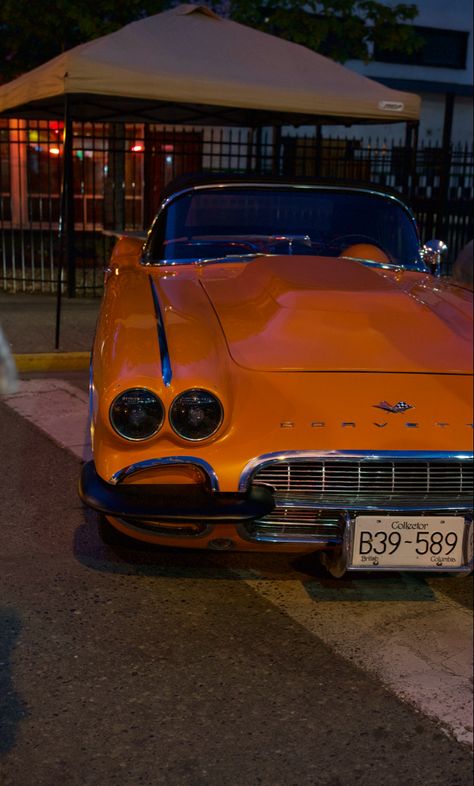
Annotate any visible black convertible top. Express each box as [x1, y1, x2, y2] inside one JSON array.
[[159, 171, 409, 208]]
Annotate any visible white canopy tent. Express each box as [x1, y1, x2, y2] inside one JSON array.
[[0, 4, 421, 345], [0, 4, 420, 125]]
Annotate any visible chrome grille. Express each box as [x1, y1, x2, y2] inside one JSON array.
[[244, 510, 343, 544], [251, 459, 473, 503]]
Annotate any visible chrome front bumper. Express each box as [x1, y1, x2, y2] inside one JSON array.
[[80, 453, 473, 572], [79, 461, 274, 525]]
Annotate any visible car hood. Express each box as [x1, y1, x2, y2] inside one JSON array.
[[200, 256, 473, 374]]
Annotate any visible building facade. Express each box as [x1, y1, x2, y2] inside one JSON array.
[[343, 0, 473, 145]]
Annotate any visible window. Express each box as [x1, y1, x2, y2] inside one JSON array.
[[375, 26, 469, 69], [149, 187, 423, 270]]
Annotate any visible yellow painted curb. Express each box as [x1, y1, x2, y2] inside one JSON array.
[[14, 352, 90, 372]]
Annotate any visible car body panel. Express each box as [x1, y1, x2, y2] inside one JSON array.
[[199, 256, 472, 373]]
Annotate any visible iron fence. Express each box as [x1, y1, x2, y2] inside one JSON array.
[[0, 118, 472, 295]]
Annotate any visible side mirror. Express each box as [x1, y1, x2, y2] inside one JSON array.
[[421, 239, 448, 277]]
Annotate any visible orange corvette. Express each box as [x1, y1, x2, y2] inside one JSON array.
[[79, 176, 473, 576]]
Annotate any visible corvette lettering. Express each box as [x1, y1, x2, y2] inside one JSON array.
[[281, 421, 474, 429]]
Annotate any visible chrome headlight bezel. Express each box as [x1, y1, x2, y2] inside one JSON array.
[[169, 388, 224, 442], [109, 387, 165, 442]]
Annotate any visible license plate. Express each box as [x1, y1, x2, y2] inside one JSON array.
[[350, 515, 467, 570]]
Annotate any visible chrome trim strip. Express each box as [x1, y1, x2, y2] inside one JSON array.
[[260, 496, 473, 514], [110, 456, 219, 490], [148, 275, 172, 387], [239, 450, 474, 492], [237, 523, 342, 546], [115, 517, 214, 541], [88, 358, 94, 423], [142, 183, 421, 267]]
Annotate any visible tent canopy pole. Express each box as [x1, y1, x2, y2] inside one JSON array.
[[55, 95, 76, 348]]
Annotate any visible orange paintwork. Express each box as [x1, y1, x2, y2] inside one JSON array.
[[91, 236, 473, 549]]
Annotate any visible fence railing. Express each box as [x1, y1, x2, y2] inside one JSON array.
[[1, 119, 472, 295]]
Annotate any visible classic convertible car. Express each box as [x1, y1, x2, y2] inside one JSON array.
[[79, 175, 473, 576]]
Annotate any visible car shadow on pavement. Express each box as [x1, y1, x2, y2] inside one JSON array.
[[302, 571, 437, 602], [0, 609, 27, 755], [73, 508, 261, 580], [73, 508, 442, 602]]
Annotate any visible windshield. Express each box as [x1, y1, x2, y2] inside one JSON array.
[[147, 186, 424, 270]]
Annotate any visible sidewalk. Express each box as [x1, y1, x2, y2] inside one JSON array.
[[0, 292, 99, 370]]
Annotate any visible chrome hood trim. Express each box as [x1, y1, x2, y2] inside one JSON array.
[[149, 275, 172, 387]]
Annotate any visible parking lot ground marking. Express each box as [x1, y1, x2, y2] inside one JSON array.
[[238, 572, 473, 747], [3, 377, 91, 461]]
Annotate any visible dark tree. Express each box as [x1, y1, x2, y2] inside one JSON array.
[[0, 0, 170, 79], [214, 0, 420, 63], [0, 0, 420, 80]]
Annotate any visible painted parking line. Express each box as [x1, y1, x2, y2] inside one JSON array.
[[3, 378, 91, 461], [3, 378, 473, 747], [237, 572, 473, 747]]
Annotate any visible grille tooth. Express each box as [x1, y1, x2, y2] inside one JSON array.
[[252, 459, 473, 502]]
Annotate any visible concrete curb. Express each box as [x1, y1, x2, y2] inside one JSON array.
[[14, 352, 90, 372]]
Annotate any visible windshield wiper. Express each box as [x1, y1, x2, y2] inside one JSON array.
[[197, 252, 270, 266]]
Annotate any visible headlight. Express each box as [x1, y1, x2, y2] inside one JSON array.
[[110, 388, 164, 441], [170, 389, 223, 441]]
